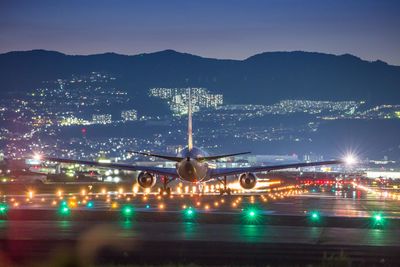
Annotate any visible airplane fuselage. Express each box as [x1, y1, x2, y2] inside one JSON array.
[[175, 146, 209, 182]]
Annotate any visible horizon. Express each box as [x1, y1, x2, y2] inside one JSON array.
[[1, 0, 399, 65], [1, 48, 396, 66]]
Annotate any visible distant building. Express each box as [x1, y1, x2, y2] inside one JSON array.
[[92, 114, 112, 124], [149, 87, 223, 115], [303, 153, 324, 162], [121, 109, 138, 121], [366, 171, 400, 179], [166, 145, 183, 155], [229, 154, 299, 165]]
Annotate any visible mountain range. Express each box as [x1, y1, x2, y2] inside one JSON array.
[[0, 49, 400, 105]]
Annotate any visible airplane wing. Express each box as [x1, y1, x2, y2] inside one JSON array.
[[42, 157, 179, 177], [209, 160, 344, 177]]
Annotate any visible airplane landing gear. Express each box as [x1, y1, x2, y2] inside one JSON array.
[[159, 176, 174, 196], [159, 187, 171, 195], [219, 188, 231, 196], [217, 176, 231, 196]]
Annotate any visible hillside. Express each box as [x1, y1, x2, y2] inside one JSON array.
[[0, 49, 399, 105]]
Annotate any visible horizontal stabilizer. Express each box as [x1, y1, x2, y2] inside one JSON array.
[[127, 150, 183, 162], [196, 152, 251, 161]]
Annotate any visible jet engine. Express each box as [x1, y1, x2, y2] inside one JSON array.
[[137, 172, 156, 188], [239, 173, 257, 189]]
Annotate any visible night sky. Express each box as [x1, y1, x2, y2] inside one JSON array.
[[1, 0, 399, 65]]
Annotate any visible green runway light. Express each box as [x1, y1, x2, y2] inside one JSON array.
[[122, 205, 134, 217], [59, 206, 70, 216], [0, 203, 8, 215], [186, 208, 194, 216], [242, 206, 260, 223], [183, 207, 196, 219], [310, 211, 320, 221], [372, 213, 384, 226]]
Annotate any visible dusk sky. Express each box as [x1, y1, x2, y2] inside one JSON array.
[[1, 0, 399, 65]]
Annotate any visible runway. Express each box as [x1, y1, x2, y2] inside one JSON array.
[[1, 190, 400, 265], [1, 220, 400, 246]]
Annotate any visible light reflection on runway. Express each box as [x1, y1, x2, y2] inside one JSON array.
[[1, 189, 400, 218], [0, 219, 399, 247]]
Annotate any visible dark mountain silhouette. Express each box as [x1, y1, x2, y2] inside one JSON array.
[[0, 49, 399, 105]]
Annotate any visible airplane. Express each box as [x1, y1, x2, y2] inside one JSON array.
[[38, 89, 346, 195]]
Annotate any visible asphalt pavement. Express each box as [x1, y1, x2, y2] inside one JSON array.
[[1, 191, 400, 266]]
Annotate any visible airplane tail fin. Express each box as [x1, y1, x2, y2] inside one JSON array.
[[187, 88, 193, 151]]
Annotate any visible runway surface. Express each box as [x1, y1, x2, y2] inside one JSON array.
[[1, 190, 400, 265], [1, 219, 400, 246]]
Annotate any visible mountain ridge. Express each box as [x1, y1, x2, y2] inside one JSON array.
[[0, 49, 399, 105], [2, 49, 395, 65]]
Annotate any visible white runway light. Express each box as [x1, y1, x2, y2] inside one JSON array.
[[344, 154, 357, 165], [33, 153, 42, 161]]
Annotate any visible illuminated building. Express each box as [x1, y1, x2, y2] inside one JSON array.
[[92, 114, 112, 124], [121, 109, 138, 121], [149, 87, 223, 115]]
